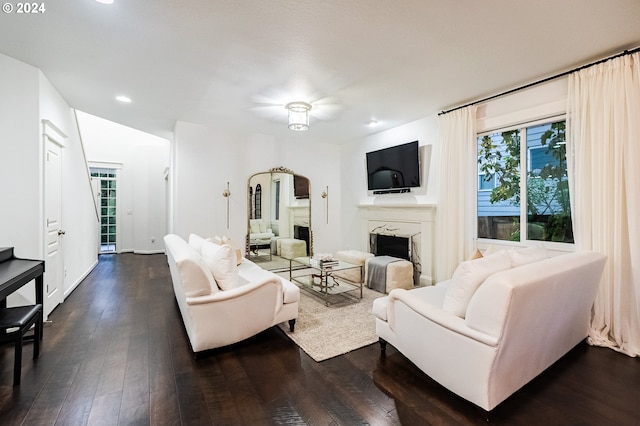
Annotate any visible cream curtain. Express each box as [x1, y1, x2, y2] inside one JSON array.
[[434, 106, 477, 282], [567, 52, 640, 357]]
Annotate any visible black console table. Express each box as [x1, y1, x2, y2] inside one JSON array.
[[0, 247, 45, 339]]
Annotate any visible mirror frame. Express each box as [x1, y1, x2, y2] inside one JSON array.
[[246, 166, 313, 261]]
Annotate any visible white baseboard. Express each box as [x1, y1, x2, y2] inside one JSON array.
[[64, 258, 99, 299]]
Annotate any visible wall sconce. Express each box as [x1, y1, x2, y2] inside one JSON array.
[[321, 186, 329, 224], [286, 101, 311, 131], [222, 182, 231, 229]]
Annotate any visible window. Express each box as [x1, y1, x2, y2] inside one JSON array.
[[249, 187, 254, 219], [478, 173, 496, 191], [254, 184, 262, 219], [274, 180, 280, 220], [477, 119, 573, 243]]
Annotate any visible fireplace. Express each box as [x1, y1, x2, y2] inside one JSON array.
[[294, 225, 310, 255], [359, 204, 435, 285], [370, 234, 411, 260]]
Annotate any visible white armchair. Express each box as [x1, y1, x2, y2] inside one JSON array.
[[249, 219, 275, 241]]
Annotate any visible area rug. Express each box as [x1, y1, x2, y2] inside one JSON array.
[[277, 275, 382, 362]]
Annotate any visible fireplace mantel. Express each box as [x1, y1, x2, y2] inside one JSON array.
[[358, 204, 436, 285]]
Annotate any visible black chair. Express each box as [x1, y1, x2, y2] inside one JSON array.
[[0, 304, 42, 386]]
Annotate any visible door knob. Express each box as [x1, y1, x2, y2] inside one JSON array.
[[58, 230, 66, 236]]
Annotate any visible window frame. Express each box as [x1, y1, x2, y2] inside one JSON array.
[[476, 114, 573, 249]]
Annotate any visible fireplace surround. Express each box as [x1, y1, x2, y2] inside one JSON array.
[[359, 204, 435, 286]]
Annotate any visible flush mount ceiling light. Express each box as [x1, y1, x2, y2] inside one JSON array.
[[285, 101, 311, 131], [116, 95, 131, 103]]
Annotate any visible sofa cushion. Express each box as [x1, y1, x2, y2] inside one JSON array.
[[508, 244, 548, 267], [176, 256, 218, 297], [442, 250, 511, 318], [188, 233, 208, 252], [201, 242, 239, 290]]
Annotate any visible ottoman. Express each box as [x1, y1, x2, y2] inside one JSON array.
[[334, 250, 374, 283], [365, 257, 414, 293], [277, 238, 307, 259]]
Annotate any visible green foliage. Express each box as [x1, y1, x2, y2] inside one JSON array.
[[478, 129, 521, 206], [478, 121, 573, 243]]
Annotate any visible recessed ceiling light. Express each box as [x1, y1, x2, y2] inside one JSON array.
[[96, 0, 114, 4], [368, 119, 379, 127], [116, 95, 131, 103]]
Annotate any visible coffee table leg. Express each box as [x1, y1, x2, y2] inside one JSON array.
[[323, 271, 329, 306]]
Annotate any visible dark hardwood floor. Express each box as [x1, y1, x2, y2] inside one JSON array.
[[0, 253, 638, 425]]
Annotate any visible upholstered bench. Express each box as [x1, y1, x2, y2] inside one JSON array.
[[365, 257, 413, 293], [334, 250, 374, 283], [0, 304, 42, 386], [277, 238, 307, 259]]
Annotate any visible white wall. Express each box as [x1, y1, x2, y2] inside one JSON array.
[[39, 74, 100, 297], [0, 53, 41, 259], [172, 121, 342, 254], [476, 78, 568, 133], [339, 115, 440, 251], [78, 111, 170, 253], [0, 52, 99, 310]]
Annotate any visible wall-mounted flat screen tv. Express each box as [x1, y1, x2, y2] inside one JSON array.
[[366, 141, 420, 191]]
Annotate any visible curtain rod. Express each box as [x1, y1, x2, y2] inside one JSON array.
[[438, 46, 640, 116]]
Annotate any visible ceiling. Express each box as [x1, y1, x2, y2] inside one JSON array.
[[1, 0, 639, 144]]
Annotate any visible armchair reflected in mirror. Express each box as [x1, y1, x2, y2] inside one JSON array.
[[247, 167, 312, 271]]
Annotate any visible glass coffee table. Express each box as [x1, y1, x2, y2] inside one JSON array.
[[249, 238, 272, 261], [289, 256, 362, 305]]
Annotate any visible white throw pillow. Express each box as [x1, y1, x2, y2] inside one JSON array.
[[188, 233, 207, 252], [508, 244, 548, 267], [442, 250, 512, 318], [201, 242, 239, 290], [222, 236, 243, 265], [176, 256, 218, 297]]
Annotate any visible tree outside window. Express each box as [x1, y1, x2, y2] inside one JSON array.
[[477, 120, 573, 243]]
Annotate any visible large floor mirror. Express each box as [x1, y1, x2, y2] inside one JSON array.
[[247, 167, 312, 271]]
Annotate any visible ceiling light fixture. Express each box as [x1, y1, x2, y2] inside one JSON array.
[[116, 95, 131, 103], [96, 0, 114, 4], [285, 101, 311, 131]]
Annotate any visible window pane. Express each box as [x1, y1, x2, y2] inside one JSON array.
[[477, 130, 521, 241], [525, 121, 573, 243]]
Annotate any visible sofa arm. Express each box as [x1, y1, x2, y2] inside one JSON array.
[[388, 289, 499, 347], [186, 276, 280, 305]]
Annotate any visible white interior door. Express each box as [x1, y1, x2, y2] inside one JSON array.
[[44, 136, 64, 316]]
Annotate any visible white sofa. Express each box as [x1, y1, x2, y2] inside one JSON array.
[[164, 233, 299, 355], [372, 248, 606, 412]]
